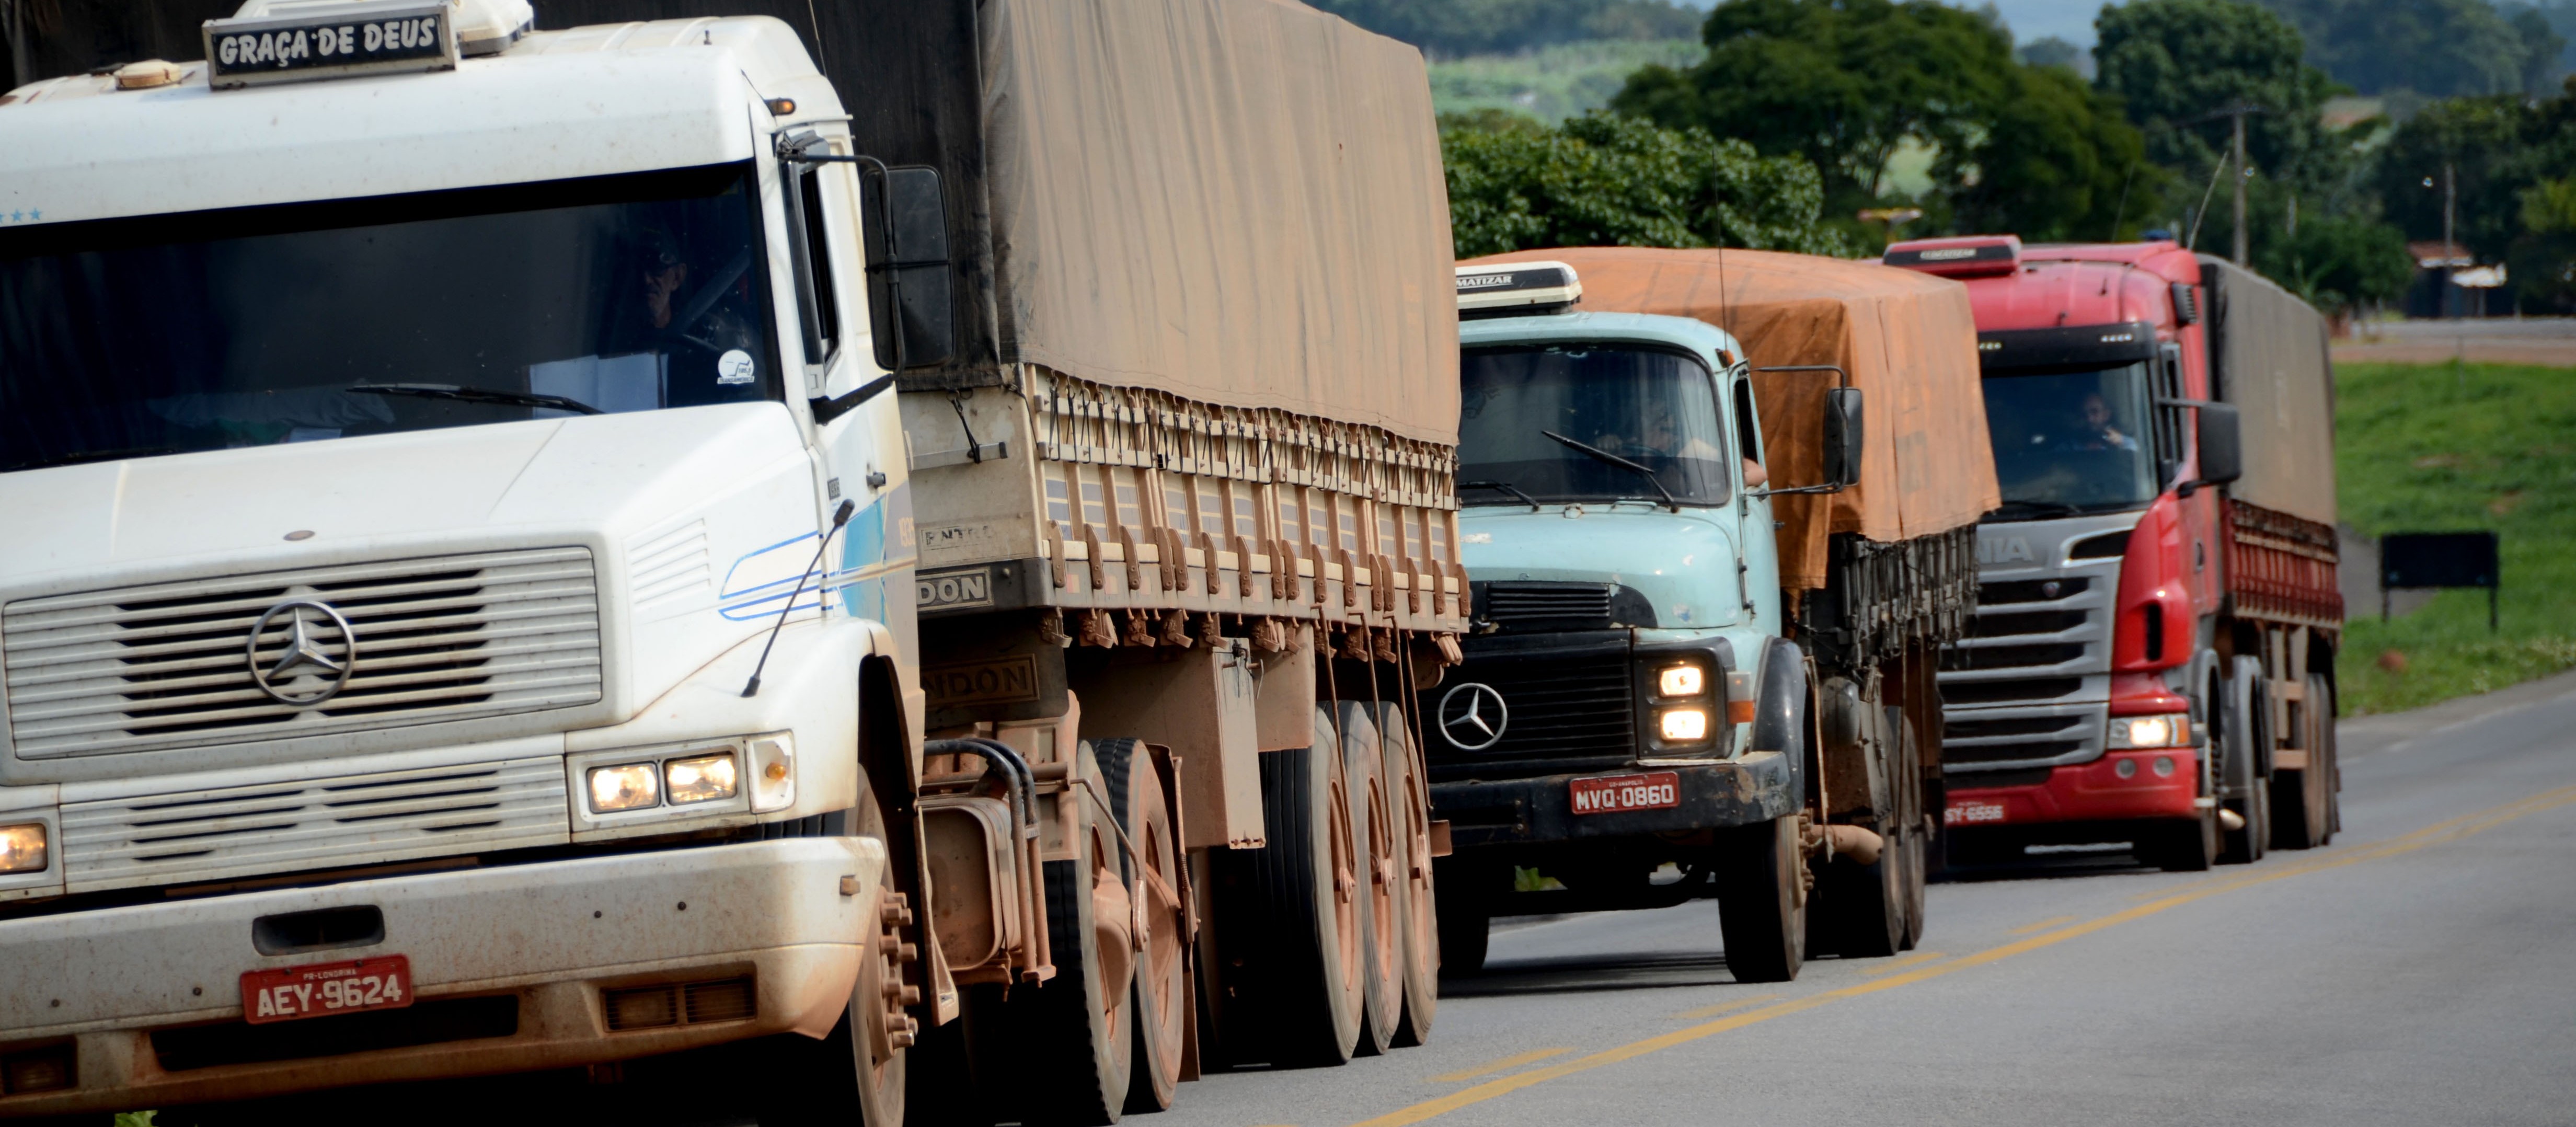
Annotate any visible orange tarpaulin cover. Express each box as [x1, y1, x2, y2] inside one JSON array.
[[1470, 247, 1999, 590]]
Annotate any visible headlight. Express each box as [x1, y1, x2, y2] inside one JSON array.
[[0, 823, 46, 875], [2108, 712, 2189, 749], [587, 763, 661, 813], [1658, 665, 1705, 697], [665, 753, 741, 806], [1659, 708, 1709, 742]]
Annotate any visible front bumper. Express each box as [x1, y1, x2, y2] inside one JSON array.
[[1943, 749, 2202, 830], [1430, 751, 1797, 850], [0, 836, 881, 1117]]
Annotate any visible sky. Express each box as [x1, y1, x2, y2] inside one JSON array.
[[1974, 0, 2115, 46]]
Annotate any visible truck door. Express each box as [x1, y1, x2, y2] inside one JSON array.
[[1730, 370, 1781, 632]]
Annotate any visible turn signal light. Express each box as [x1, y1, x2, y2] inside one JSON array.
[[0, 823, 45, 875]]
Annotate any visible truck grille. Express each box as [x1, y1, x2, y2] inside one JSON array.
[[1484, 582, 1613, 626], [1435, 654, 1633, 761], [1939, 518, 2133, 773], [60, 755, 569, 893], [4, 548, 603, 760]]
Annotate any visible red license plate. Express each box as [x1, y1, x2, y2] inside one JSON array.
[[242, 954, 413, 1025], [1569, 772, 1681, 815]]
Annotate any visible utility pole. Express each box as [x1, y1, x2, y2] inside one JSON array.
[[2444, 161, 2457, 320], [2232, 110, 2250, 267]]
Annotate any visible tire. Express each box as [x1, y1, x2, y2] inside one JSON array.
[[2220, 663, 2268, 865], [756, 796, 910, 1127], [1007, 743, 1134, 1125], [2271, 672, 2336, 849], [1337, 702, 1399, 1057], [1809, 708, 1905, 959], [1370, 700, 1438, 1047], [1716, 812, 1804, 983], [1892, 712, 1928, 951], [1096, 740, 1188, 1114], [1233, 710, 1363, 1066]]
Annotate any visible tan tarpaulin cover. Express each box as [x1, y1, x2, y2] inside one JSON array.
[[981, 0, 1459, 444], [1471, 247, 1999, 590], [2199, 257, 2337, 525]]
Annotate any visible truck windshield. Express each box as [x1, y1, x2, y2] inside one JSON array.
[[1980, 362, 2161, 516], [0, 164, 778, 474], [1458, 344, 1728, 507]]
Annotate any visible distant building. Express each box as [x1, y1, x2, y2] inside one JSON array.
[[2405, 241, 2512, 318]]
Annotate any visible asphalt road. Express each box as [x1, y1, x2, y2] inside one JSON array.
[[1143, 668, 2576, 1127]]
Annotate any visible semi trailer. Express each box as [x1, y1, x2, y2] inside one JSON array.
[[1883, 236, 2343, 869], [1436, 249, 1993, 979], [0, 0, 1460, 1122]]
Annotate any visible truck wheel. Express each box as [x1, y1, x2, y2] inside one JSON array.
[[1371, 700, 1439, 1046], [1809, 709, 1905, 959], [1235, 711, 1364, 1066], [1716, 812, 1804, 983], [2218, 663, 2268, 865], [2144, 807, 2218, 872], [1338, 702, 1400, 1056], [2271, 673, 2334, 849], [756, 803, 911, 1127], [2321, 672, 2342, 840], [1893, 713, 1928, 951], [1096, 740, 1188, 1113], [1011, 744, 1134, 1125]]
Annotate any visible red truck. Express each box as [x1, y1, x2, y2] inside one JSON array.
[[1884, 236, 2343, 869]]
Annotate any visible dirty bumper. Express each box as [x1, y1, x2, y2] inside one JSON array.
[[0, 836, 881, 1117], [1431, 751, 1798, 849]]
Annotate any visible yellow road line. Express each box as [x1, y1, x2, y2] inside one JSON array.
[[1854, 951, 1947, 978], [1428, 1046, 1574, 1083], [2008, 915, 2078, 935], [1672, 992, 1782, 1020], [1351, 783, 2576, 1127]]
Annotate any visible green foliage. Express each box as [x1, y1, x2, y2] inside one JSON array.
[[1427, 38, 1704, 123], [1440, 112, 1861, 259], [2254, 214, 2417, 308], [1307, 0, 1700, 57], [2336, 362, 2576, 715], [1948, 65, 2167, 243], [2258, 0, 2567, 97], [2371, 79, 2576, 312], [1613, 0, 2020, 203], [2095, 0, 2348, 193]]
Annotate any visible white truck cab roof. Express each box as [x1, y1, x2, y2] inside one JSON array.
[[0, 4, 843, 228]]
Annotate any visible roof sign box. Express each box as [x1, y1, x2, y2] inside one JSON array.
[[203, 1, 461, 89], [1455, 261, 1581, 318], [1884, 235, 2022, 279]]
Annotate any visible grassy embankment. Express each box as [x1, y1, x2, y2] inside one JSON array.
[[2337, 361, 2576, 715], [1425, 38, 1700, 123]]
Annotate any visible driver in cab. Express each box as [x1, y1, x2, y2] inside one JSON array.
[[2057, 392, 2137, 452], [635, 227, 764, 401]]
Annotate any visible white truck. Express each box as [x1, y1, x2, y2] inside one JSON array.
[[0, 1, 1461, 1122]]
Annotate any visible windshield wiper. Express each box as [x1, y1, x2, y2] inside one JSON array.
[[1541, 431, 1680, 512], [1991, 499, 2085, 520], [1462, 479, 1544, 513], [348, 383, 604, 416], [2, 445, 182, 473]]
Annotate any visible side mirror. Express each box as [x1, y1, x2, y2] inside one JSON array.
[[1822, 386, 1864, 488], [861, 166, 956, 371], [2195, 401, 2242, 486]]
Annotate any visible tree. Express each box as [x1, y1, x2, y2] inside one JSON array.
[[2258, 0, 2566, 98], [1612, 0, 2018, 206], [1949, 65, 2167, 243], [2095, 0, 2345, 194], [2374, 95, 2545, 259], [2255, 215, 2417, 310], [1440, 112, 1861, 258]]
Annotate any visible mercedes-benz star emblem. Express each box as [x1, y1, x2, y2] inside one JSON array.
[[1438, 682, 1509, 752], [246, 599, 359, 707]]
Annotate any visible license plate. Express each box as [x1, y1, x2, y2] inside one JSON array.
[[242, 954, 413, 1025], [1569, 772, 1681, 815], [1946, 799, 2008, 826]]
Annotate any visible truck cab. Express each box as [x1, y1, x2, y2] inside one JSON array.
[[1885, 236, 2255, 868], [1428, 262, 1810, 980], [0, 4, 928, 1116]]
